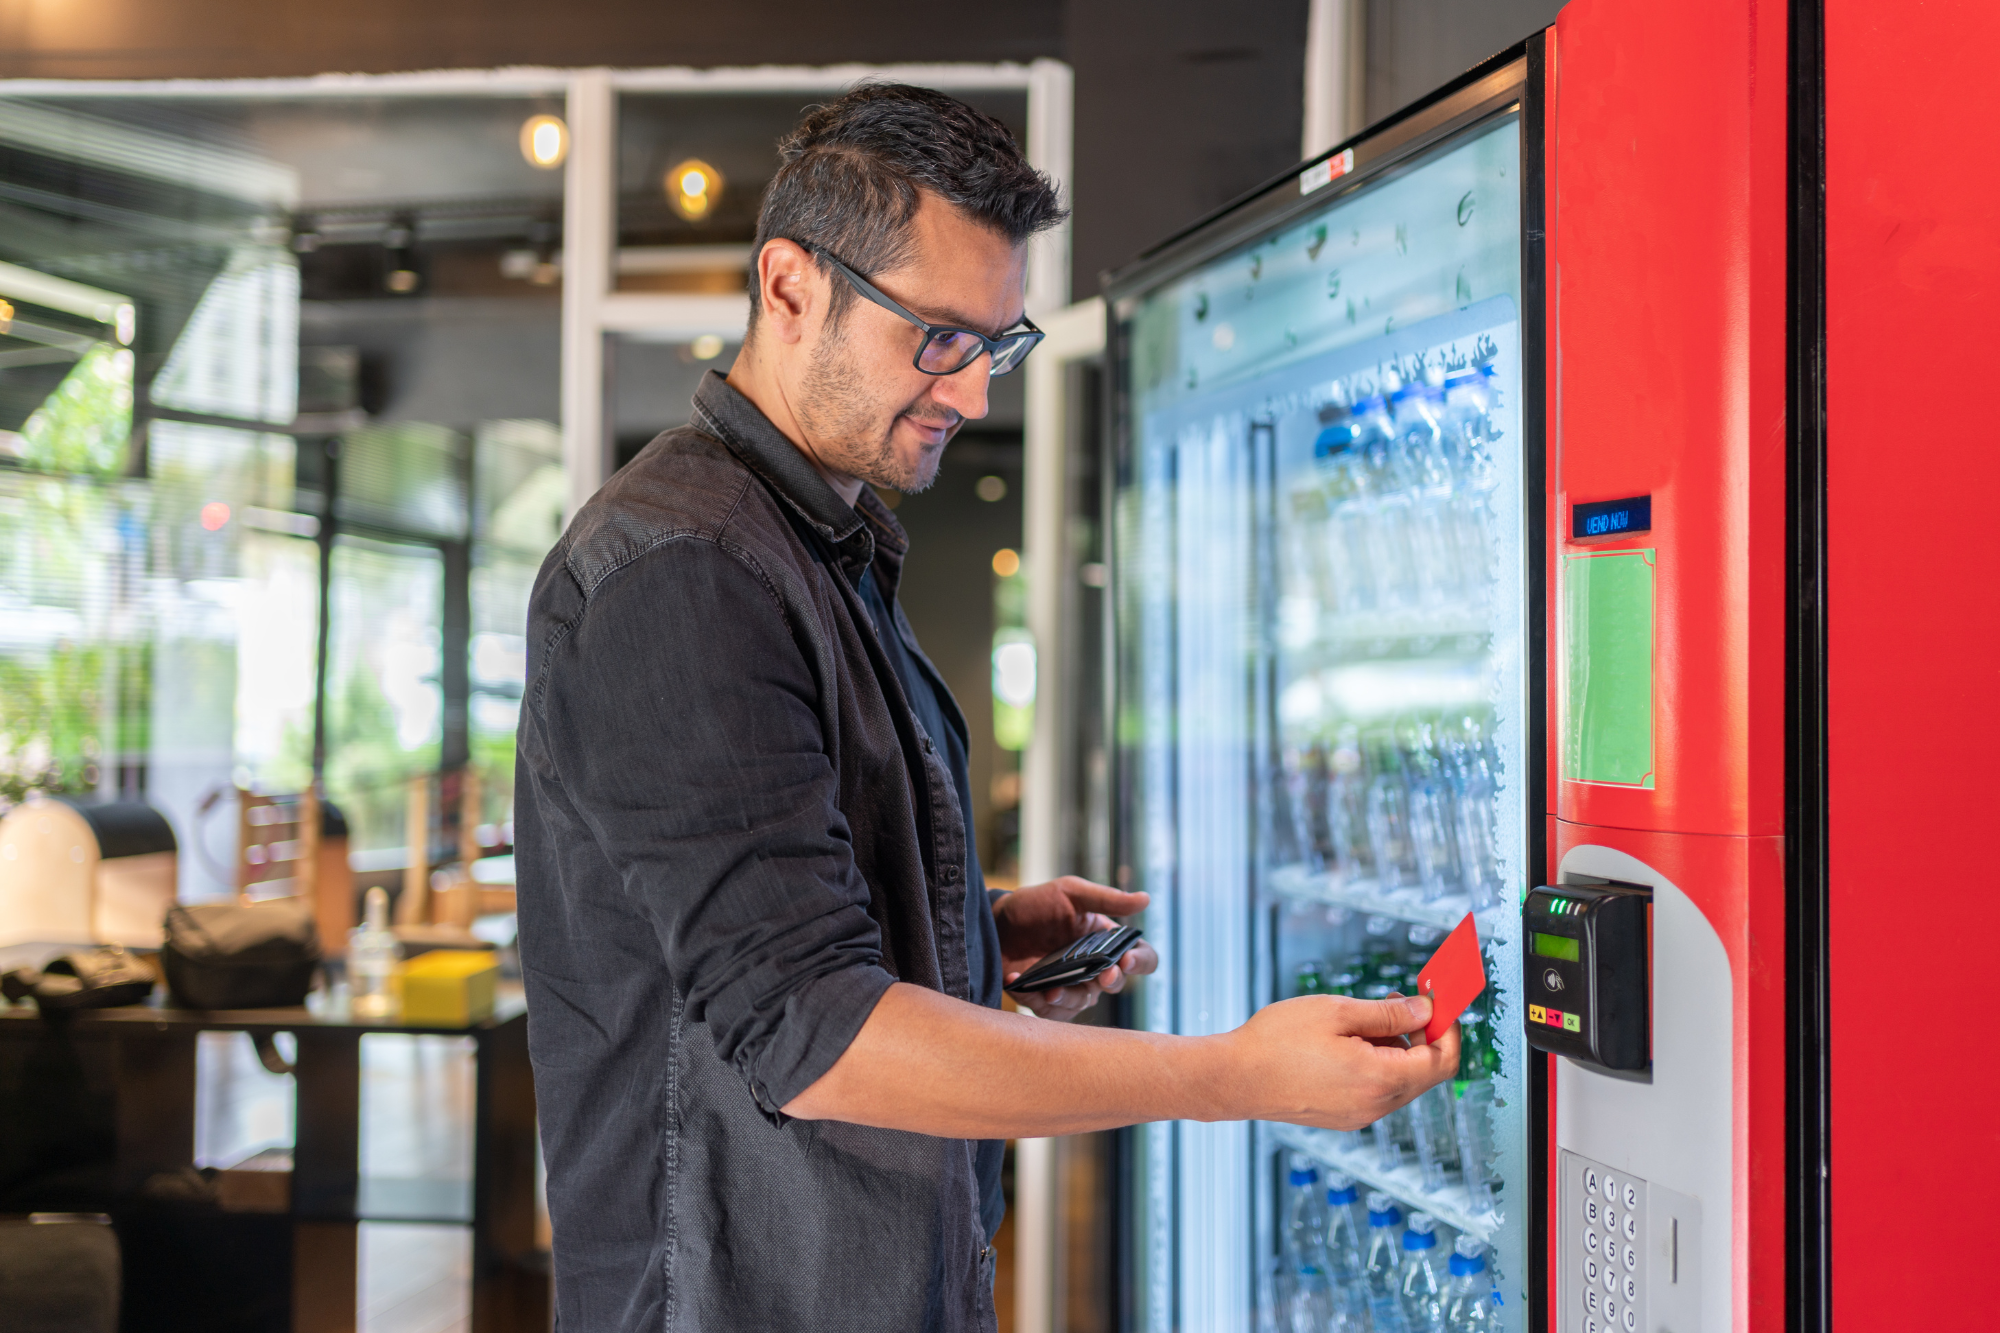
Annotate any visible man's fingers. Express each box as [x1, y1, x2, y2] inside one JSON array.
[[1371, 1023, 1461, 1096], [1058, 880, 1150, 917], [1334, 993, 1431, 1041]]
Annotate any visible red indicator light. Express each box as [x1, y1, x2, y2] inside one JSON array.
[[200, 502, 231, 531]]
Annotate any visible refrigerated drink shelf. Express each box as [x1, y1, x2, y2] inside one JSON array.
[[1267, 862, 1509, 936], [1267, 1120, 1503, 1242]]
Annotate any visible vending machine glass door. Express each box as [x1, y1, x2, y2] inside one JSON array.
[[1109, 67, 1535, 1333]]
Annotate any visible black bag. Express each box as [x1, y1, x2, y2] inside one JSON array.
[[161, 902, 321, 1010], [0, 946, 156, 1012]]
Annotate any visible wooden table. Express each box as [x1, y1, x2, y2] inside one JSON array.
[[0, 992, 544, 1333]]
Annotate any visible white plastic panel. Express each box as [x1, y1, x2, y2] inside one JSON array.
[[1555, 845, 1731, 1333]]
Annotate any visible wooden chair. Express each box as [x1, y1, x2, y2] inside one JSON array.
[[237, 785, 354, 955], [393, 769, 514, 946], [238, 788, 318, 905]]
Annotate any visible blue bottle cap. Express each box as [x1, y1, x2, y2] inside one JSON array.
[[1448, 1251, 1486, 1277], [1314, 423, 1359, 457], [1326, 1184, 1359, 1206], [1402, 1226, 1437, 1251], [1289, 1166, 1319, 1188]]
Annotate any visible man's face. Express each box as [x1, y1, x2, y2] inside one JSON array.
[[791, 194, 1027, 494]]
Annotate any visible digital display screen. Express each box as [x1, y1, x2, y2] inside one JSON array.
[[1572, 495, 1652, 540], [1531, 931, 1581, 962]]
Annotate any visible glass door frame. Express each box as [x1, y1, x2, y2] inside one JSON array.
[[1099, 39, 1551, 1333]]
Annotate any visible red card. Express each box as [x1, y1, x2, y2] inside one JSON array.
[[1415, 912, 1486, 1045]]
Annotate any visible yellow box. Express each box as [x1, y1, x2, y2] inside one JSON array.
[[400, 949, 498, 1025]]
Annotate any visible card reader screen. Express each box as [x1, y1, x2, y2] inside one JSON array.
[[1530, 931, 1581, 962]]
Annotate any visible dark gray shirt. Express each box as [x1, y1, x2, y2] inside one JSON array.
[[515, 371, 997, 1332], [853, 565, 1007, 1238]]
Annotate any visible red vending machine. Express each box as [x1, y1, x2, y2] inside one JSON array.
[[1536, 1, 1792, 1330], [1102, 0, 1998, 1329], [1542, 0, 2000, 1329]]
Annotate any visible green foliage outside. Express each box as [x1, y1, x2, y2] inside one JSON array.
[[14, 345, 135, 479]]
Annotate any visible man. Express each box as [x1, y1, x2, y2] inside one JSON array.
[[516, 84, 1457, 1332]]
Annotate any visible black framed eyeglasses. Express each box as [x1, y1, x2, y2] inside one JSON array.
[[804, 242, 1044, 377]]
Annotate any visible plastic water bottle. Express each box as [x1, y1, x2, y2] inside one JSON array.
[[1282, 1161, 1332, 1333], [1446, 720, 1501, 911], [1324, 1173, 1368, 1329], [1397, 1212, 1448, 1333], [348, 885, 402, 1019], [1363, 1192, 1407, 1333], [1444, 1236, 1498, 1332], [1451, 1007, 1499, 1216]]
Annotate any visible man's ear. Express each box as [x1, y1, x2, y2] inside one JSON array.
[[754, 239, 818, 346]]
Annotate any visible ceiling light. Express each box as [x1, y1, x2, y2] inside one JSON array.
[[690, 334, 725, 361], [666, 159, 723, 221], [521, 114, 569, 170]]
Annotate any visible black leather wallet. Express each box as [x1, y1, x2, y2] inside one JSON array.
[[1004, 925, 1143, 995]]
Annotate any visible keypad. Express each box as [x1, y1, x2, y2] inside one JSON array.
[[1561, 1151, 1647, 1333]]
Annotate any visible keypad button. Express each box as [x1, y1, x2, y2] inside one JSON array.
[[1585, 1320, 1600, 1333], [1605, 1209, 1618, 1234], [1623, 1245, 1638, 1272], [1624, 1276, 1638, 1302], [1623, 1309, 1638, 1332], [1603, 1266, 1617, 1292], [1586, 1290, 1600, 1314], [1586, 1231, 1600, 1253], [1603, 1175, 1618, 1201], [1625, 1184, 1638, 1209], [1603, 1239, 1618, 1265], [1585, 1168, 1599, 1195], [1585, 1258, 1599, 1283], [1586, 1199, 1600, 1224], [1624, 1214, 1638, 1241], [1605, 1298, 1619, 1323]]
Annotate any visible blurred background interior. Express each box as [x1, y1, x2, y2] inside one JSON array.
[[0, 2, 1564, 1330]]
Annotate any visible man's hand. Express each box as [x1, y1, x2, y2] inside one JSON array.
[[993, 876, 1158, 1022], [1222, 993, 1461, 1130]]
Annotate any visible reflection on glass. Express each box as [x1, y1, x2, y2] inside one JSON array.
[[470, 417, 561, 834], [326, 536, 443, 855], [1115, 119, 1529, 1332], [1, 89, 563, 900]]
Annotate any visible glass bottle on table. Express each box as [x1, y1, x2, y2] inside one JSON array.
[[348, 885, 402, 1019]]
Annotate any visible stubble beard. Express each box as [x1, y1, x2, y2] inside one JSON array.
[[795, 321, 947, 495]]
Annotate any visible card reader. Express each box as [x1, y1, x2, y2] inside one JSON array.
[[1521, 883, 1650, 1072]]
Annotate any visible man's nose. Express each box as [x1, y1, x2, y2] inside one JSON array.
[[932, 355, 992, 422]]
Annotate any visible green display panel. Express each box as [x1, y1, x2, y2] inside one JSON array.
[[1531, 931, 1581, 962], [1562, 549, 1656, 787]]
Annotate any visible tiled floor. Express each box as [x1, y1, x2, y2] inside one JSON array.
[[359, 1222, 471, 1333], [194, 1031, 483, 1332]]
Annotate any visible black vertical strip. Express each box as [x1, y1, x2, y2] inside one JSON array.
[[441, 535, 472, 771], [1786, 0, 1831, 1329], [311, 437, 339, 781], [441, 432, 475, 772], [1520, 29, 1553, 1333]]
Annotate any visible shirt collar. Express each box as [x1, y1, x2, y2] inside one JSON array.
[[691, 370, 867, 546], [691, 370, 915, 590]]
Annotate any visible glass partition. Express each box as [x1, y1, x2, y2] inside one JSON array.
[[0, 90, 562, 896]]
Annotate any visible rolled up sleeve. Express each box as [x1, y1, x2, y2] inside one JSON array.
[[536, 537, 895, 1117]]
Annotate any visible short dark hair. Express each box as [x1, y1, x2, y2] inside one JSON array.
[[747, 83, 1067, 332]]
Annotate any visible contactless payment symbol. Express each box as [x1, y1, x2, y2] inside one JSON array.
[[1543, 968, 1565, 992]]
